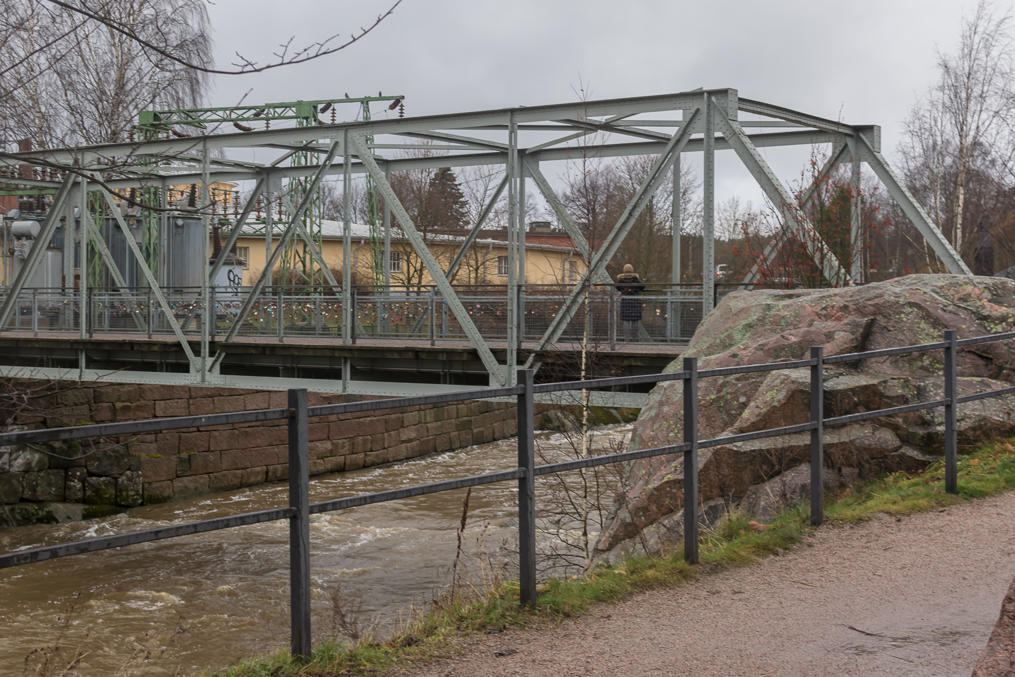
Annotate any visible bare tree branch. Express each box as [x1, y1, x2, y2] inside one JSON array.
[[44, 0, 403, 76]]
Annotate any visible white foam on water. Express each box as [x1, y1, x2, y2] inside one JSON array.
[[123, 590, 183, 611]]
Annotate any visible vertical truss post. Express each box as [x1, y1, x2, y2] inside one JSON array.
[[78, 177, 88, 339], [349, 135, 507, 385], [200, 140, 211, 381], [62, 177, 75, 323], [702, 95, 716, 314], [671, 155, 682, 339], [506, 113, 519, 383], [848, 137, 862, 283], [672, 155, 683, 285], [383, 164, 392, 289], [159, 179, 169, 287], [265, 183, 274, 288], [382, 163, 391, 334], [518, 151, 527, 352], [857, 136, 971, 275], [343, 131, 353, 345]]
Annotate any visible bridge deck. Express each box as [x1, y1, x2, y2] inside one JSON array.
[[0, 330, 685, 402]]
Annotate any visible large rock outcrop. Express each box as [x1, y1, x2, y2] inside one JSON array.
[[593, 275, 1015, 563]]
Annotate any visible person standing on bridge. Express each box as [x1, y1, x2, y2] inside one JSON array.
[[615, 263, 645, 342]]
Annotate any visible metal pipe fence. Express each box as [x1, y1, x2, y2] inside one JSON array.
[[0, 282, 768, 344], [1, 328, 1013, 659]]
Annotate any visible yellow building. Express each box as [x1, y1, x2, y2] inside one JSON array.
[[233, 220, 587, 288]]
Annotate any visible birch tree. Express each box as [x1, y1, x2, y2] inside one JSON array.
[[900, 0, 1015, 261]]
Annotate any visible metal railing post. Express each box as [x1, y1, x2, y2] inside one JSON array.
[[441, 295, 448, 339], [518, 283, 525, 346], [809, 346, 824, 525], [32, 288, 38, 336], [209, 286, 216, 342], [609, 289, 617, 350], [82, 288, 89, 336], [944, 330, 958, 494], [287, 388, 311, 660], [516, 368, 537, 605], [429, 292, 436, 346], [683, 356, 699, 564], [675, 285, 683, 340], [665, 293, 672, 343], [277, 289, 284, 342], [351, 288, 358, 345]]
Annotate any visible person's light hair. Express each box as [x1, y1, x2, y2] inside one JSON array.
[[623, 263, 634, 273]]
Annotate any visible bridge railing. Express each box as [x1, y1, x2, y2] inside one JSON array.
[[0, 282, 778, 344], [6, 327, 1000, 662]]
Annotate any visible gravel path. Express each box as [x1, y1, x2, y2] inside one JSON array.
[[412, 492, 1015, 676]]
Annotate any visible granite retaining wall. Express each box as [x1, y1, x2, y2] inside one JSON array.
[[1, 380, 526, 526]]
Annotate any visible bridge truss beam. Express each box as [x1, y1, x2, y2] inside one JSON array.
[[0, 88, 970, 398]]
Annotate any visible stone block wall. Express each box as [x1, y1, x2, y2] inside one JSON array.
[[0, 380, 526, 526]]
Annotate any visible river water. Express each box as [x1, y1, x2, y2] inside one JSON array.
[[0, 424, 632, 676]]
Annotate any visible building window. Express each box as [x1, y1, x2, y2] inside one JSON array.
[[497, 255, 509, 276], [235, 246, 250, 270], [568, 260, 578, 283], [389, 251, 402, 273]]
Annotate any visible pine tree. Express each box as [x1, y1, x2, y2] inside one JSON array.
[[423, 167, 469, 231]]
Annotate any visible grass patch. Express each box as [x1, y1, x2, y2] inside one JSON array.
[[826, 439, 1015, 522], [217, 439, 1015, 677]]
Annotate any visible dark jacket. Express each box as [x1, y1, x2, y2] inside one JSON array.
[[615, 272, 645, 321]]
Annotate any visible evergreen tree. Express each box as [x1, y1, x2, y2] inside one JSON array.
[[423, 167, 469, 230]]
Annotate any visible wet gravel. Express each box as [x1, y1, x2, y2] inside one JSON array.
[[412, 492, 1015, 676]]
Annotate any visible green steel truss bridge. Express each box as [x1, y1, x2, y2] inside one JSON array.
[[0, 88, 970, 404]]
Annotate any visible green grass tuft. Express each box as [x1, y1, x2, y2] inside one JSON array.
[[216, 438, 1015, 677], [825, 439, 1015, 523]]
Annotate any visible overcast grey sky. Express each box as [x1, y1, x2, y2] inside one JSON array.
[[205, 0, 999, 207]]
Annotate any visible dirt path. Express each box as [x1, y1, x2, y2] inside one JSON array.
[[412, 492, 1015, 677]]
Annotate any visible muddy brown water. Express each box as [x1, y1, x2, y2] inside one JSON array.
[[0, 425, 631, 676]]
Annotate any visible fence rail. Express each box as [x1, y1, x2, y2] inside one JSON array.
[[1, 329, 1013, 659]]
